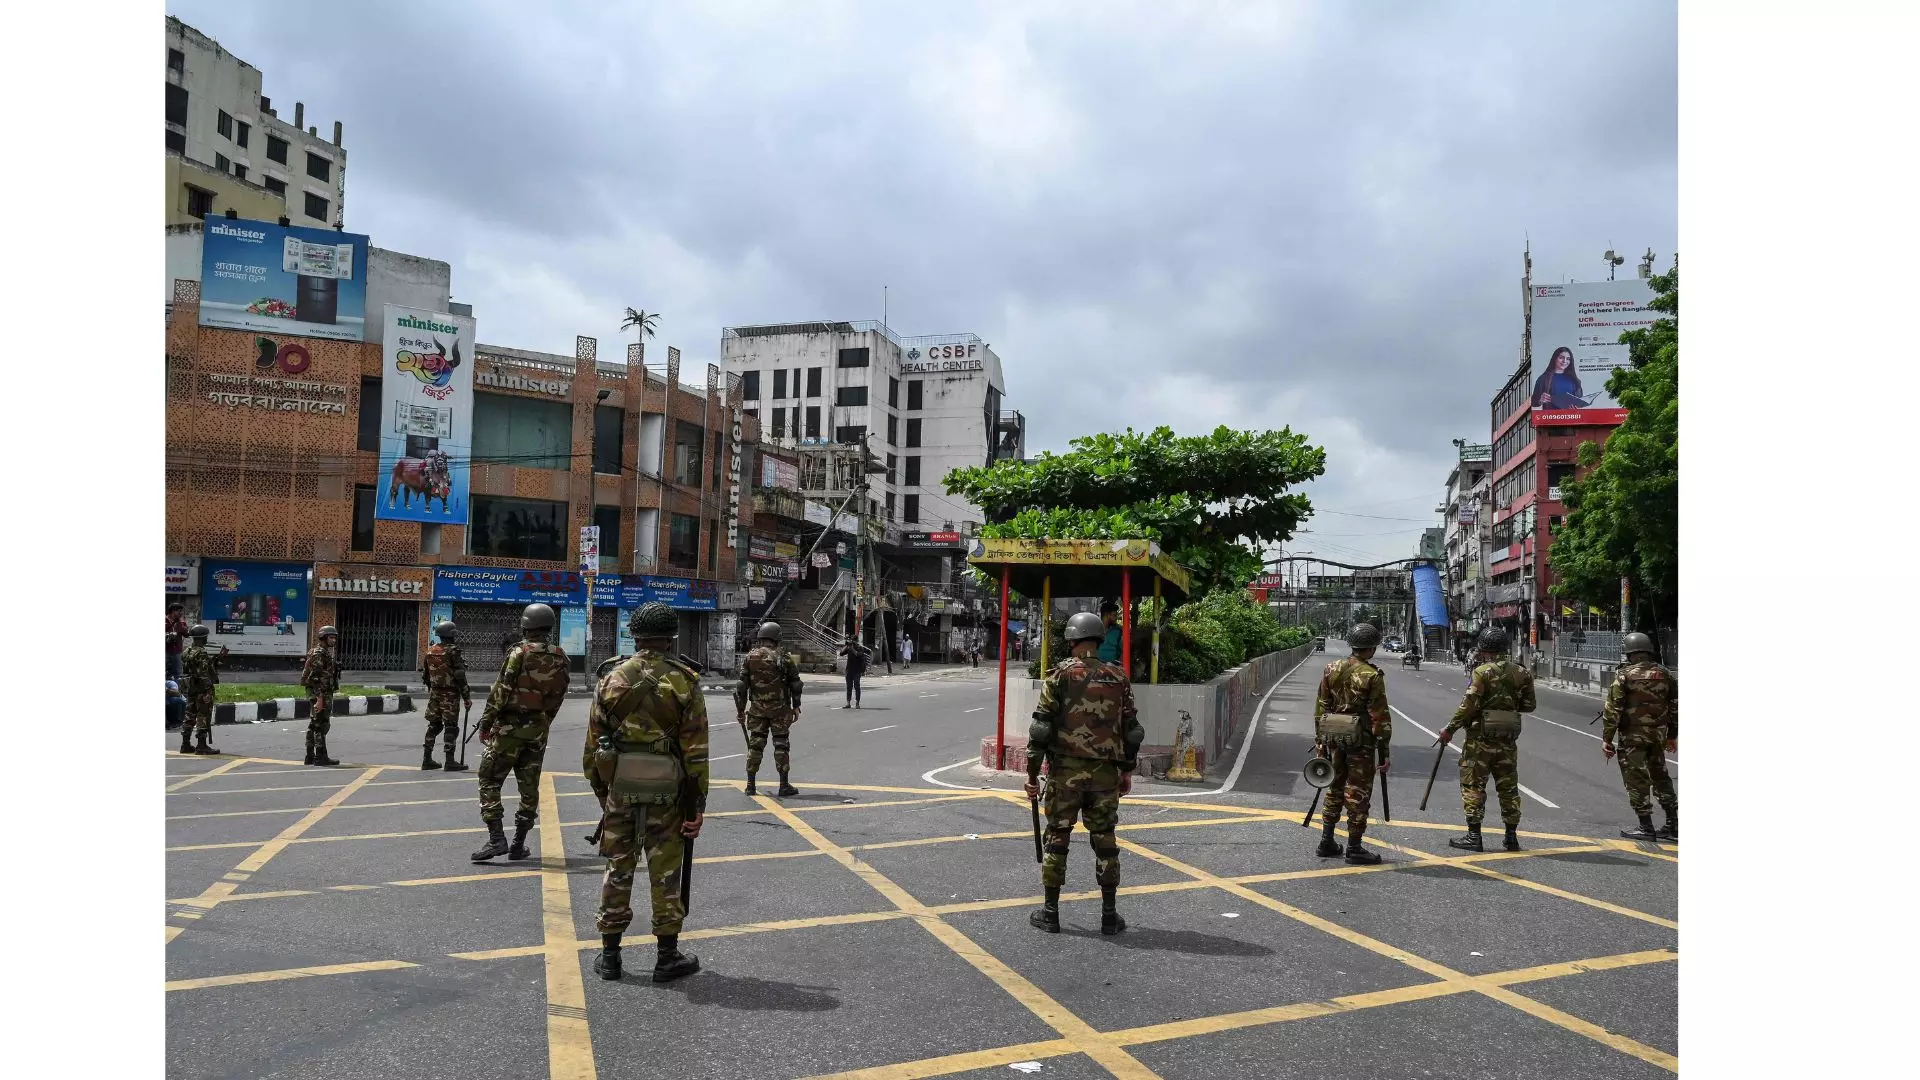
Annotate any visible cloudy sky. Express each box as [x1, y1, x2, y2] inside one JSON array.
[[171, 0, 1676, 566]]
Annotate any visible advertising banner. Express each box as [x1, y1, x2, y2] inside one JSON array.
[[376, 305, 477, 524], [199, 218, 370, 341], [559, 606, 590, 657], [762, 457, 801, 492], [1528, 278, 1658, 427], [200, 559, 310, 656], [166, 554, 201, 595], [749, 535, 777, 560], [901, 531, 965, 550], [773, 541, 799, 559], [803, 501, 832, 527], [433, 567, 585, 605], [616, 575, 718, 611]]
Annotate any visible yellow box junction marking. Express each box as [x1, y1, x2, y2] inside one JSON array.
[[537, 771, 597, 1080], [166, 756, 250, 793]]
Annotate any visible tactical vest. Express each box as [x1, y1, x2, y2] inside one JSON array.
[[423, 644, 456, 689], [504, 642, 569, 719], [1049, 658, 1128, 762], [1317, 657, 1378, 747], [742, 646, 791, 716], [600, 652, 692, 807], [1618, 662, 1674, 732], [1471, 661, 1528, 740]]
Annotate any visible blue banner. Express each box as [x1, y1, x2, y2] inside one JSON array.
[[433, 569, 718, 612], [201, 560, 310, 657], [375, 305, 476, 526], [559, 606, 590, 656], [199, 218, 370, 341], [1412, 564, 1449, 629]]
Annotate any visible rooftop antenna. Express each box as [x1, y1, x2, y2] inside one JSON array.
[[1604, 243, 1625, 281], [1638, 248, 1656, 279], [883, 285, 888, 333]]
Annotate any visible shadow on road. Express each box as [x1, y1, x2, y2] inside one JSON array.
[[654, 971, 843, 1012], [1061, 926, 1275, 957]]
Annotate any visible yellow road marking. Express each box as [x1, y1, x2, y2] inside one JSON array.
[[166, 757, 250, 793], [536, 771, 597, 1080], [1367, 838, 1678, 930], [756, 795, 1165, 1080], [167, 775, 476, 797], [800, 1039, 1081, 1080], [1115, 837, 1678, 1073], [168, 796, 474, 821], [165, 959, 418, 992]]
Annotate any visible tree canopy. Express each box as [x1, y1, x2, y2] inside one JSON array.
[[943, 425, 1326, 594], [1548, 259, 1679, 626]]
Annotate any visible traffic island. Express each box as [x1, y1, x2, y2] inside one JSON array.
[[210, 691, 415, 725]]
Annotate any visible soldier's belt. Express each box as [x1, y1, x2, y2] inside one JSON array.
[[1479, 710, 1523, 738], [1317, 713, 1361, 743]]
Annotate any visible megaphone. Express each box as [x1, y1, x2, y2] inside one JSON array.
[[1302, 755, 1336, 789]]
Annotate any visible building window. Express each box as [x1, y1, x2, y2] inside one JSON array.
[[470, 496, 568, 560], [805, 367, 822, 397], [906, 418, 922, 448], [215, 153, 230, 173], [667, 513, 700, 570], [351, 485, 376, 551], [168, 48, 185, 73], [907, 380, 923, 410], [232, 165, 247, 182], [904, 456, 922, 486], [217, 110, 233, 139], [165, 129, 186, 154], [886, 453, 897, 484], [887, 414, 898, 446], [166, 83, 188, 125], [184, 185, 215, 219], [836, 385, 867, 407], [835, 425, 866, 446], [357, 378, 382, 452], [593, 504, 621, 563], [235, 121, 250, 149], [267, 135, 289, 165], [474, 391, 573, 471], [303, 191, 330, 221], [889, 377, 900, 408], [263, 176, 286, 196], [593, 404, 624, 474], [885, 492, 896, 521], [771, 407, 786, 439], [772, 369, 787, 399], [804, 406, 820, 439], [742, 370, 760, 400], [1546, 462, 1577, 489], [904, 495, 920, 524], [306, 151, 332, 181], [673, 421, 705, 486], [837, 347, 870, 368]]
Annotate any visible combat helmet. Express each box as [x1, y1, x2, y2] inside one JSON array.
[[1621, 631, 1656, 660], [1348, 623, 1381, 649], [1064, 611, 1107, 644], [1478, 627, 1510, 654], [317, 625, 338, 640], [755, 621, 783, 643], [629, 601, 679, 640], [435, 620, 457, 642], [188, 624, 210, 640], [520, 603, 557, 634]]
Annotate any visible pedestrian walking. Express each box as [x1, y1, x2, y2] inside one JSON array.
[[179, 625, 221, 755], [470, 604, 571, 863], [419, 620, 472, 772], [1312, 623, 1393, 864], [300, 626, 341, 766], [1603, 632, 1678, 841], [1435, 628, 1533, 853], [736, 621, 803, 796], [901, 634, 914, 669], [840, 639, 871, 708]]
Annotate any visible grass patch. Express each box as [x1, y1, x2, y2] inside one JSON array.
[[214, 684, 395, 704]]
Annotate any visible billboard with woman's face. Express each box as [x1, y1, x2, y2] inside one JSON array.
[[1529, 278, 1660, 427]]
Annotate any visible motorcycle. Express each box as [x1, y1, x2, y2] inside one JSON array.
[[1400, 651, 1421, 670]]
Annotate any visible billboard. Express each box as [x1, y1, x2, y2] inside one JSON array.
[[376, 305, 476, 524], [1529, 278, 1659, 427], [200, 559, 310, 656], [199, 218, 370, 341], [433, 567, 585, 605]]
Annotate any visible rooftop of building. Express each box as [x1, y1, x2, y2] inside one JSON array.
[[723, 319, 985, 350]]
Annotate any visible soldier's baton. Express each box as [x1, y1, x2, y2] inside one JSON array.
[[680, 834, 694, 908], [1419, 737, 1446, 812], [1378, 746, 1391, 822], [1029, 780, 1045, 864], [1300, 786, 1324, 828]]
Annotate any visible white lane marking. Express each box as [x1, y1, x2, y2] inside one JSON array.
[[860, 725, 897, 733], [1145, 648, 1320, 800], [1526, 712, 1679, 766], [964, 707, 986, 714], [922, 756, 985, 789], [709, 753, 744, 762], [1389, 706, 1560, 809]]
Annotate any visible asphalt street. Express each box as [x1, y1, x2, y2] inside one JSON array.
[[164, 653, 1677, 1079]]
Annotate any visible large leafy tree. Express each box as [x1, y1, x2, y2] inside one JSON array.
[[944, 425, 1326, 594], [1549, 259, 1679, 628]]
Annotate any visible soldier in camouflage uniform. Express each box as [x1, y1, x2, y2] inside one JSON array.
[[584, 602, 707, 983], [1437, 627, 1535, 852], [470, 603, 572, 863], [419, 620, 472, 772], [1603, 632, 1678, 841], [735, 622, 803, 797], [179, 625, 221, 755], [1024, 611, 1145, 935], [300, 626, 342, 767], [1313, 623, 1393, 865]]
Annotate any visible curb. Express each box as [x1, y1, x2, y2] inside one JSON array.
[[217, 693, 415, 725]]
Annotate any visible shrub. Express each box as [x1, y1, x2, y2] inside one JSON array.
[[1022, 591, 1307, 683]]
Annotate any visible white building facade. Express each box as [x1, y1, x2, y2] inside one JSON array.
[[1442, 447, 1494, 638]]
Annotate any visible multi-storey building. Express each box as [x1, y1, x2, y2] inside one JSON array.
[[1441, 443, 1493, 637]]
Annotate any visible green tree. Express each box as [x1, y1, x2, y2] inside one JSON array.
[[1549, 259, 1678, 629], [620, 307, 660, 345], [943, 425, 1325, 595]]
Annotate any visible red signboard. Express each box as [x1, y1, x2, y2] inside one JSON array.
[[1533, 408, 1628, 428]]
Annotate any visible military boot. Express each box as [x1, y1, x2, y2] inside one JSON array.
[[777, 771, 799, 798], [471, 821, 510, 862], [1657, 812, 1678, 841], [593, 933, 623, 981], [1449, 824, 1484, 852], [1029, 886, 1061, 933], [1344, 833, 1382, 865], [303, 732, 317, 766], [422, 745, 442, 771], [179, 727, 194, 755], [1620, 813, 1659, 841], [508, 821, 534, 860], [195, 729, 220, 756], [1100, 885, 1127, 936], [743, 773, 758, 797], [312, 735, 339, 767], [652, 934, 700, 983], [442, 747, 468, 773], [1315, 818, 1343, 858], [1503, 824, 1522, 852]]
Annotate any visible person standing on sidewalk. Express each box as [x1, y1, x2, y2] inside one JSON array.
[[165, 603, 189, 680], [839, 638, 870, 709], [300, 626, 342, 767], [471, 604, 571, 863], [1603, 632, 1679, 841], [419, 620, 472, 772]]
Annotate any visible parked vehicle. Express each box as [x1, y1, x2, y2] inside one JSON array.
[[1313, 636, 1327, 652]]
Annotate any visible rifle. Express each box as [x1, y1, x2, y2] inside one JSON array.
[[1419, 736, 1446, 811], [1029, 771, 1048, 863]]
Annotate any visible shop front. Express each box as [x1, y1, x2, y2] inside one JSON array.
[[432, 567, 589, 675], [199, 559, 311, 666], [611, 575, 721, 667], [312, 563, 433, 671], [166, 555, 202, 623]]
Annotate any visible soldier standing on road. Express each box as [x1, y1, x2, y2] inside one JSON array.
[[419, 621, 472, 772], [301, 626, 342, 767], [735, 622, 803, 797], [470, 604, 571, 863], [1312, 623, 1393, 865], [1024, 611, 1145, 935], [179, 625, 220, 755], [582, 651, 629, 846], [1603, 632, 1679, 841], [585, 602, 707, 983], [1436, 628, 1534, 853]]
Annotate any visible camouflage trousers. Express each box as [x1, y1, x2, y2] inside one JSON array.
[[595, 801, 689, 937], [422, 690, 464, 752], [1041, 781, 1121, 890], [1615, 735, 1677, 817], [306, 695, 335, 739], [476, 726, 547, 827], [744, 712, 794, 775], [187, 691, 215, 737], [1320, 743, 1380, 841], [1459, 735, 1521, 826]]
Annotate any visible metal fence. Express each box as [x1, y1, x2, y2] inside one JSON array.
[[1552, 628, 1678, 669]]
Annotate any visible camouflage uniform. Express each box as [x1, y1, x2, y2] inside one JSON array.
[[420, 641, 471, 764], [1604, 659, 1678, 822], [1031, 655, 1143, 891], [474, 639, 571, 829], [734, 642, 802, 780], [300, 641, 341, 763], [1442, 659, 1536, 828], [587, 650, 709, 938], [180, 641, 219, 751], [1314, 655, 1393, 844]]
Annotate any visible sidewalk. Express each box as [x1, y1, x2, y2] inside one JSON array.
[[216, 660, 992, 697]]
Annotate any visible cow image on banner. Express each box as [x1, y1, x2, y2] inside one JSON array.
[[377, 304, 476, 524]]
